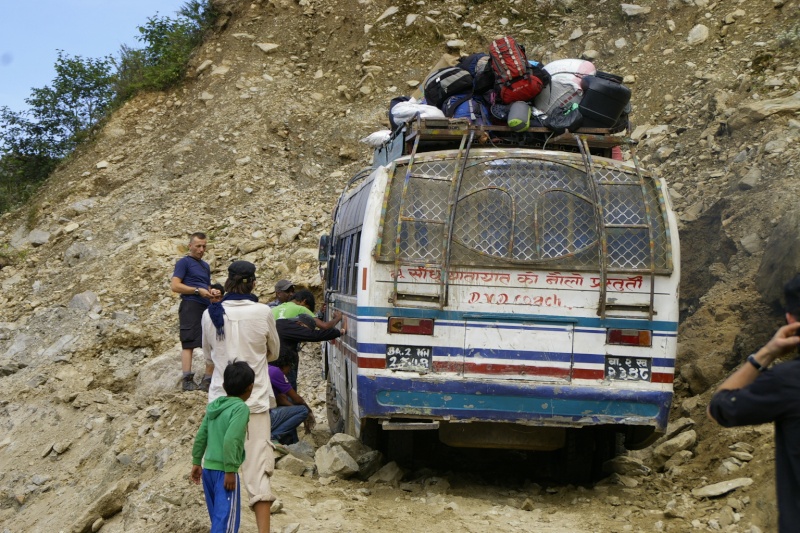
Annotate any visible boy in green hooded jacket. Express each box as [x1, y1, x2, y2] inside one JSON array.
[[191, 361, 255, 533]]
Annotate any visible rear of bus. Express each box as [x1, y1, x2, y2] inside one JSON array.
[[325, 146, 679, 460]]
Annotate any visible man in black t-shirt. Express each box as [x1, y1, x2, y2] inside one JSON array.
[[276, 313, 345, 391], [708, 275, 800, 532], [170, 232, 220, 391]]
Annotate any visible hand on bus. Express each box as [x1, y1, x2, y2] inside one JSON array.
[[333, 310, 343, 323], [340, 317, 347, 335]]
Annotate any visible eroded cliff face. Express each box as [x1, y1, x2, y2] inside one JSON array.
[[1, 0, 799, 530]]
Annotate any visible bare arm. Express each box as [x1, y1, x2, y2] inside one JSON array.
[[286, 389, 316, 430], [287, 389, 309, 408], [275, 392, 293, 407], [170, 276, 214, 299], [315, 310, 343, 330], [715, 322, 800, 392], [707, 321, 800, 420]]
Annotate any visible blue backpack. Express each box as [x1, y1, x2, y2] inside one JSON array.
[[442, 95, 490, 125]]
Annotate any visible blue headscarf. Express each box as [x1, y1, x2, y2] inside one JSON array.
[[208, 293, 259, 339]]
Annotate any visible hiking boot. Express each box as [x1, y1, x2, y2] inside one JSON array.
[[199, 376, 212, 392], [182, 374, 199, 392]]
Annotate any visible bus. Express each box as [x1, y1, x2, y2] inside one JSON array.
[[318, 118, 679, 477]]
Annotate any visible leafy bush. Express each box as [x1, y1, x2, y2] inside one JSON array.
[[0, 51, 115, 212], [115, 1, 218, 96], [0, 153, 59, 212], [179, 0, 220, 33], [0, 1, 219, 214]]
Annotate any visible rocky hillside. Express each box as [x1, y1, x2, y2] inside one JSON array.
[[1, 0, 799, 531]]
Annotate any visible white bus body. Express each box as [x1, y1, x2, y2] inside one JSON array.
[[320, 121, 679, 462]]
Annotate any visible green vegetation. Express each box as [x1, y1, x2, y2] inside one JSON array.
[[0, 1, 218, 215], [0, 243, 26, 266], [0, 52, 115, 212], [777, 23, 800, 51], [115, 0, 218, 100]]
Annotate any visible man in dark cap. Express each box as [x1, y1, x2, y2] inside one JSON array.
[[708, 274, 800, 532], [268, 279, 295, 308], [201, 260, 279, 533]]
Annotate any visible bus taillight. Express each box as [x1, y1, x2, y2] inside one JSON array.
[[388, 317, 434, 335], [607, 329, 651, 347]]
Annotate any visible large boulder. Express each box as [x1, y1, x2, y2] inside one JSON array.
[[314, 444, 359, 479], [134, 348, 206, 398], [728, 91, 800, 130]]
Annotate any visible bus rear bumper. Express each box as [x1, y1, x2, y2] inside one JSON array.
[[357, 375, 671, 431]]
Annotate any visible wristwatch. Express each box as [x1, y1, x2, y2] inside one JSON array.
[[194, 287, 200, 296], [747, 353, 764, 372]]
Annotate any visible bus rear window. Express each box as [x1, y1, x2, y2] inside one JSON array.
[[378, 156, 671, 273]]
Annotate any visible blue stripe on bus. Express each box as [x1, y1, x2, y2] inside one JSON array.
[[360, 345, 675, 366], [357, 375, 671, 428], [572, 353, 675, 367], [358, 343, 464, 357], [358, 318, 387, 324], [355, 305, 678, 331], [463, 349, 573, 362], [345, 300, 678, 333], [360, 343, 570, 362], [573, 352, 600, 363], [358, 342, 572, 363]]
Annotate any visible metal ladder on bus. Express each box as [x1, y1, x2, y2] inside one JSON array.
[[391, 118, 475, 308], [576, 135, 657, 320]]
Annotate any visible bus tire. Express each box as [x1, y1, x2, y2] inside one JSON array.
[[561, 428, 618, 485], [326, 378, 345, 434], [360, 418, 380, 450], [385, 430, 414, 466], [561, 429, 593, 486]]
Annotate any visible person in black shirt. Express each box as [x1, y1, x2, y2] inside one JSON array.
[[276, 313, 345, 391], [170, 232, 221, 391], [708, 274, 800, 532]]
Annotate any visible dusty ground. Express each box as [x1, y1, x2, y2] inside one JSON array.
[[2, 0, 800, 531]]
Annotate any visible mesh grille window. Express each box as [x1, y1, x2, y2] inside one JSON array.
[[454, 158, 599, 265], [454, 189, 514, 257], [378, 156, 671, 272]]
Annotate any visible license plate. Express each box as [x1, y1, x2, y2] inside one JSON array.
[[386, 345, 432, 372], [605, 356, 651, 382]]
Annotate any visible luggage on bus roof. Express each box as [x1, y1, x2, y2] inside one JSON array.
[[381, 36, 632, 140]]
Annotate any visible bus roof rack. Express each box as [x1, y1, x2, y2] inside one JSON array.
[[373, 118, 633, 168]]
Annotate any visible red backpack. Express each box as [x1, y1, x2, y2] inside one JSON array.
[[489, 36, 544, 104]]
